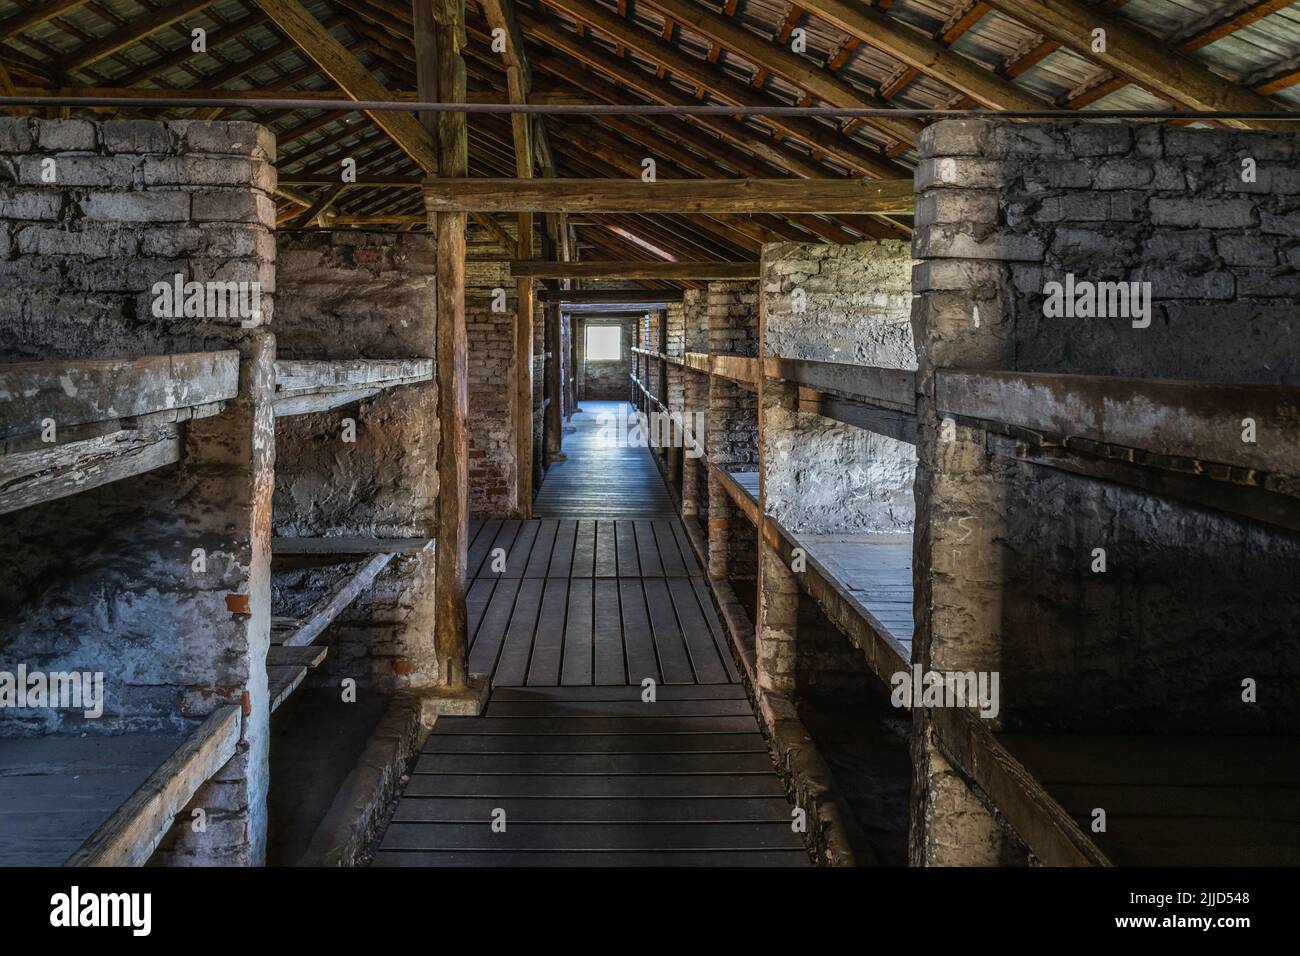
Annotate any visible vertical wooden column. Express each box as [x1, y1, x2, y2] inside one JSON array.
[[545, 301, 563, 461], [514, 273, 534, 516], [428, 0, 470, 693]]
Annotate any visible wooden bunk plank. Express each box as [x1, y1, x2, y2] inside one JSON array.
[[272, 358, 433, 416], [938, 369, 1300, 478], [0, 426, 181, 516], [271, 536, 434, 555], [763, 357, 916, 412], [0, 351, 239, 448], [277, 552, 396, 648], [268, 664, 309, 713], [929, 708, 1113, 868], [63, 706, 241, 867], [268, 644, 329, 712]]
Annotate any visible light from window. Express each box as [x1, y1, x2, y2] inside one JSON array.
[[586, 325, 621, 361]]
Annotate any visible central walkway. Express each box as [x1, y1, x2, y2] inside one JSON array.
[[374, 401, 809, 865]]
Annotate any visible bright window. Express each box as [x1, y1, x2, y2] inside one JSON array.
[[586, 325, 622, 361]]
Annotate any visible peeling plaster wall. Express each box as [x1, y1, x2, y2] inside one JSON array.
[[0, 118, 277, 865], [272, 231, 439, 691], [760, 241, 917, 536], [763, 241, 915, 369]]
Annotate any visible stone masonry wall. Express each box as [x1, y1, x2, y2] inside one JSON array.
[[708, 281, 759, 355], [763, 240, 915, 368], [913, 120, 1300, 736], [272, 231, 439, 691], [665, 301, 685, 358], [466, 299, 515, 516], [0, 118, 277, 865], [761, 241, 917, 535], [682, 289, 708, 353]]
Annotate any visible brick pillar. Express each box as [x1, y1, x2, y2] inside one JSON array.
[[910, 120, 1022, 866], [681, 369, 707, 517]]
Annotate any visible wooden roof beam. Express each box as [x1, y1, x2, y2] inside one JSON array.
[[636, 0, 921, 147], [531, 0, 908, 180], [0, 1, 88, 41], [59, 0, 219, 73], [423, 177, 914, 214], [253, 0, 439, 172], [983, 0, 1289, 129], [797, 0, 1046, 110], [512, 260, 758, 280]]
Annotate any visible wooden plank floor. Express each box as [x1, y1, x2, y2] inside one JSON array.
[[532, 401, 675, 517], [374, 685, 809, 866], [464, 518, 737, 686], [377, 400, 807, 866]]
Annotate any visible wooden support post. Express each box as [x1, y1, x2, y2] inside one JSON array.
[[428, 0, 473, 696], [545, 301, 563, 463], [515, 279, 535, 517]]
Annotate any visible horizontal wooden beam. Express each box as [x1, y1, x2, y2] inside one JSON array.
[[254, 0, 440, 173], [0, 352, 239, 448], [17, 86, 592, 105], [63, 706, 242, 867], [424, 178, 915, 214], [60, 0, 216, 72], [537, 289, 684, 304], [513, 260, 758, 279], [0, 427, 182, 516], [763, 357, 916, 413], [982, 0, 1286, 130], [937, 369, 1300, 478], [929, 706, 1112, 867]]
